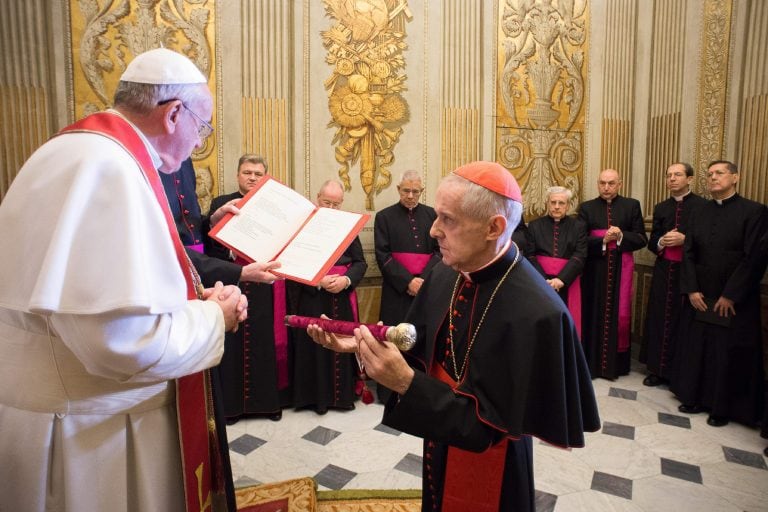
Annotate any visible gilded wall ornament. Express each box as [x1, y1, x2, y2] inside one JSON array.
[[695, 0, 732, 195], [322, 0, 412, 210], [496, 0, 587, 217]]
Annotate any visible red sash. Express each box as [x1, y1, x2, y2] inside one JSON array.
[[430, 362, 507, 512], [536, 255, 582, 339], [661, 245, 683, 262], [391, 252, 431, 275], [60, 112, 221, 512], [590, 229, 633, 352]]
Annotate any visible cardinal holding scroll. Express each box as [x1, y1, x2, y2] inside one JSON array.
[[305, 162, 600, 512]]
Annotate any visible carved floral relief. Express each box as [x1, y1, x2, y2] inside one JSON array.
[[496, 0, 587, 217], [322, 0, 412, 210]]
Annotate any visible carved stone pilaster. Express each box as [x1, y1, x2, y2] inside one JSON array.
[[694, 0, 732, 194]]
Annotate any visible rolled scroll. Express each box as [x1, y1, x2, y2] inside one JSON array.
[[284, 315, 416, 351]]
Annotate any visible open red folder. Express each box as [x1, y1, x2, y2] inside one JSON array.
[[209, 176, 369, 286]]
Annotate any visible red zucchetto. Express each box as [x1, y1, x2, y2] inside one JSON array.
[[452, 161, 522, 203]]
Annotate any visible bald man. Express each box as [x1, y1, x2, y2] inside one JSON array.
[[578, 169, 647, 380], [288, 180, 368, 414]]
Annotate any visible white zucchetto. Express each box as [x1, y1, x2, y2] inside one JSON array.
[[120, 48, 207, 85]]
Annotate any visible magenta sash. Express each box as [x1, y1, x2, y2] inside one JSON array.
[[391, 252, 431, 275], [591, 229, 633, 352], [536, 255, 582, 339], [329, 264, 359, 322], [186, 243, 204, 254], [234, 255, 289, 390], [662, 245, 683, 262], [271, 280, 289, 389]]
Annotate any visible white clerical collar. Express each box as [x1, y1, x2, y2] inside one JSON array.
[[714, 191, 737, 205], [107, 109, 163, 170], [460, 239, 512, 281], [672, 190, 691, 202]]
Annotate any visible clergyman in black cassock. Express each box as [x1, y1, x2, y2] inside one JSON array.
[[206, 155, 291, 422], [374, 170, 440, 402], [161, 158, 241, 286], [578, 169, 647, 379], [639, 163, 706, 387], [526, 186, 587, 338], [307, 162, 600, 512], [673, 160, 767, 427], [374, 172, 441, 327], [289, 181, 368, 414]]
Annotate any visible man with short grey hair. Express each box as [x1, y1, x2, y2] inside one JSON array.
[[674, 160, 767, 428], [374, 169, 441, 401], [309, 161, 599, 511], [527, 185, 587, 338]]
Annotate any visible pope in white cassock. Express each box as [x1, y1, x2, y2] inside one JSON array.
[[0, 49, 247, 512]]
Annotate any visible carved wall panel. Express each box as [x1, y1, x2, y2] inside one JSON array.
[[644, 0, 687, 214], [67, 0, 218, 199], [321, 0, 413, 210], [241, 0, 292, 188], [441, 0, 482, 176], [694, 0, 732, 193], [496, 0, 588, 219], [0, 0, 54, 200], [735, 0, 768, 205], [599, 0, 636, 196]]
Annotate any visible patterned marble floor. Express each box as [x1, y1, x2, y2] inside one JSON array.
[[227, 363, 768, 511]]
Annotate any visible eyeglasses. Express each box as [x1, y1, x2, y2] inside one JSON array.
[[158, 99, 214, 139], [399, 188, 423, 196], [318, 197, 342, 209]]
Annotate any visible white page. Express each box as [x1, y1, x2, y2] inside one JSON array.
[[275, 207, 364, 282], [213, 179, 315, 261]]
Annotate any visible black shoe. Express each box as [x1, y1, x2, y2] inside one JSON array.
[[678, 404, 703, 414], [225, 417, 240, 426], [268, 412, 282, 421], [707, 415, 729, 427], [315, 407, 328, 415], [763, 446, 767, 458], [643, 374, 663, 387]]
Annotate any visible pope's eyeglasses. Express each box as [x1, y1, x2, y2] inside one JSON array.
[[158, 99, 213, 139]]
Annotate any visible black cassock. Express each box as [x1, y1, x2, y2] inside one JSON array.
[[161, 159, 241, 287], [526, 214, 587, 304], [288, 238, 367, 413], [578, 195, 647, 379], [383, 244, 600, 512], [374, 202, 440, 403], [640, 193, 706, 380], [673, 194, 767, 425], [374, 202, 441, 325], [206, 191, 292, 420], [752, 233, 768, 440]]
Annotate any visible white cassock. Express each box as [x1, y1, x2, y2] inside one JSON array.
[[0, 121, 225, 512]]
